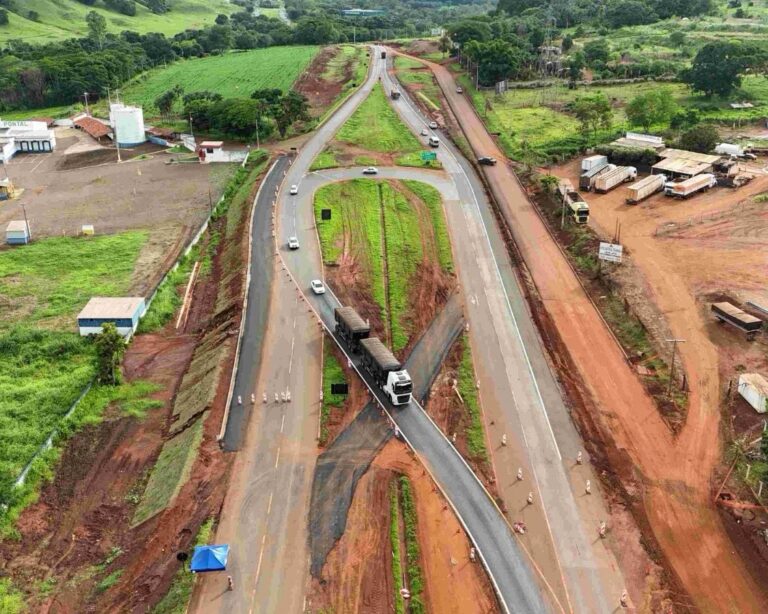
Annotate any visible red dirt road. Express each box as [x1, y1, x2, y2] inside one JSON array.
[[415, 54, 768, 612]]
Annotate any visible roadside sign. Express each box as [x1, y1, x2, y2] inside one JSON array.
[[321, 209, 331, 220], [420, 151, 437, 161], [598, 242, 623, 264], [330, 383, 349, 395]]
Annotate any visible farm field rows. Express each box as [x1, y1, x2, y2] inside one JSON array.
[[0, 0, 235, 45], [118, 46, 320, 115]]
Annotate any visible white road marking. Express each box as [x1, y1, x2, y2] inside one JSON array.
[[30, 155, 47, 173], [274, 447, 281, 468], [267, 492, 273, 515], [281, 413, 286, 433], [288, 336, 295, 374], [254, 533, 267, 584]]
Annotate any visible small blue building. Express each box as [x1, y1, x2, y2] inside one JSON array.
[[77, 297, 146, 337]]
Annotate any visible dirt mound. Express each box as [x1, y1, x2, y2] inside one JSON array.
[[295, 46, 356, 117]]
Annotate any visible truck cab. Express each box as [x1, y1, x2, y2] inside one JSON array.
[[387, 370, 413, 406]]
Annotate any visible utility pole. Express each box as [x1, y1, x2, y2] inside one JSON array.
[[114, 119, 122, 163], [560, 189, 568, 229], [665, 338, 685, 397], [20, 202, 30, 241], [83, 92, 90, 116]]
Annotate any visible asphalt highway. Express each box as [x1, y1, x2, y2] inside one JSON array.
[[276, 50, 551, 613]]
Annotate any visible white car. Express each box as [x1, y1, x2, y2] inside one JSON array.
[[420, 128, 428, 136], [289, 184, 298, 195], [428, 121, 438, 129], [456, 86, 463, 94], [288, 236, 300, 250], [362, 167, 378, 175], [310, 279, 326, 295]]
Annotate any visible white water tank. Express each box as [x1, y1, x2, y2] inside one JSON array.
[[110, 104, 146, 147]]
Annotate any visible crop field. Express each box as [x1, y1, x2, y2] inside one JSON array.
[[314, 179, 451, 351], [0, 0, 235, 45], [119, 46, 319, 115]]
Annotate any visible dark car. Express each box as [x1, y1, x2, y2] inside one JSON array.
[[478, 156, 497, 166]]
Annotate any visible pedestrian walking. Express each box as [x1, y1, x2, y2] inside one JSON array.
[[501, 433, 507, 446], [517, 467, 523, 481], [227, 575, 234, 591], [576, 450, 583, 465], [585, 479, 591, 495], [527, 492, 533, 505]]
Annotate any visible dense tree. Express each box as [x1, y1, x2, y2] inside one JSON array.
[[94, 323, 125, 385], [567, 51, 585, 82], [571, 93, 612, 136], [447, 19, 492, 48], [625, 89, 678, 131], [605, 1, 657, 28], [677, 124, 720, 153], [272, 91, 309, 137], [104, 0, 137, 16], [0, 9, 8, 26], [464, 39, 529, 85], [583, 38, 609, 66], [682, 41, 767, 97], [155, 84, 183, 118], [293, 16, 338, 44], [86, 10, 107, 50]]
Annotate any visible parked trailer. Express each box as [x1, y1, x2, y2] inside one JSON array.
[[359, 337, 413, 406], [711, 302, 763, 340], [738, 373, 768, 413], [579, 163, 615, 191], [334, 306, 370, 352], [626, 174, 666, 204], [594, 166, 637, 194], [664, 173, 716, 199], [581, 154, 608, 172]]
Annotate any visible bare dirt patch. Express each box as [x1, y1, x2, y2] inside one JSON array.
[[310, 439, 501, 614], [295, 46, 353, 117]]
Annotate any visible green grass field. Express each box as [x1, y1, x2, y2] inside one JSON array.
[[320, 345, 346, 445], [457, 335, 487, 461], [335, 84, 440, 168], [118, 46, 319, 115], [0, 232, 148, 330], [394, 56, 442, 110], [0, 0, 236, 45], [314, 179, 452, 351]]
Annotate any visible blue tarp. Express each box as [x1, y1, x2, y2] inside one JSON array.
[[190, 544, 230, 572]]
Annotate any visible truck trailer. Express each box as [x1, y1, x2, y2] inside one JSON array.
[[579, 163, 615, 191], [626, 174, 666, 204], [334, 306, 370, 352], [581, 155, 608, 172], [359, 337, 413, 406], [594, 166, 637, 194], [711, 302, 763, 340], [664, 173, 716, 199]]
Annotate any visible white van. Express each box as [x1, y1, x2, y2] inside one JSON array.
[[428, 136, 440, 147]]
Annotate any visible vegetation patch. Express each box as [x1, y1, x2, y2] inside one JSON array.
[[120, 46, 319, 115], [152, 517, 215, 614], [0, 578, 24, 614], [132, 414, 205, 526], [394, 56, 442, 110], [320, 344, 346, 446], [389, 480, 406, 614], [0, 231, 148, 330], [399, 476, 425, 613], [310, 149, 340, 171], [457, 335, 487, 461], [402, 180, 453, 272], [334, 84, 440, 168]]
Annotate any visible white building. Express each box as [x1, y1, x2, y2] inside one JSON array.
[[0, 119, 56, 161], [197, 141, 247, 163], [109, 103, 146, 147], [77, 297, 146, 337]]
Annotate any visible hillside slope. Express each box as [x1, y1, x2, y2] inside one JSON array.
[[0, 0, 235, 44]]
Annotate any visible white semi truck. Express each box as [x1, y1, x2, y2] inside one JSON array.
[[594, 166, 637, 193], [664, 173, 716, 199], [558, 179, 590, 224], [359, 337, 413, 406]]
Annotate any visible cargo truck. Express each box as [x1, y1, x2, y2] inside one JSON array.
[[581, 155, 608, 172], [557, 180, 590, 224], [334, 306, 371, 352], [579, 163, 615, 191], [711, 302, 763, 340], [626, 174, 666, 204], [664, 173, 716, 199], [359, 337, 413, 406], [594, 166, 637, 193]]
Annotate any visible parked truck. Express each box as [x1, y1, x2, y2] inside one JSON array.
[[334, 306, 371, 352], [359, 337, 413, 406], [579, 163, 615, 191], [711, 302, 763, 340], [558, 180, 590, 224], [581, 155, 608, 172], [626, 174, 666, 204], [664, 173, 716, 199], [594, 166, 637, 194]]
